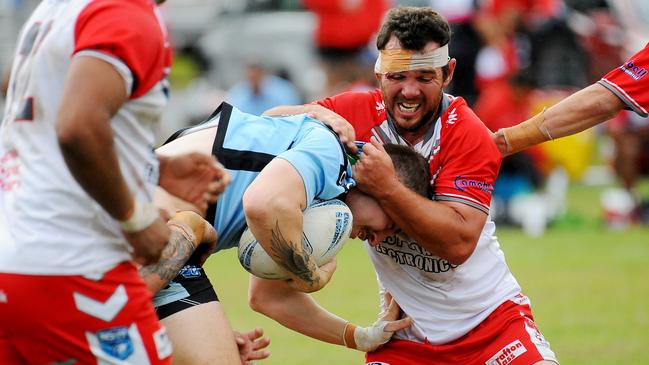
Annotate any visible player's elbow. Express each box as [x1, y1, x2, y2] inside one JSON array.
[[242, 191, 274, 227], [446, 240, 476, 265], [55, 117, 84, 152], [248, 284, 277, 317], [243, 189, 294, 227]]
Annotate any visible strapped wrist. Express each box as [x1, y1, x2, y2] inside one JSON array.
[[119, 200, 159, 232], [501, 108, 553, 154], [342, 322, 357, 349], [167, 221, 197, 248]]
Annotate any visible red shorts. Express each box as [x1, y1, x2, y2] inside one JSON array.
[[0, 263, 172, 365], [365, 299, 558, 365]]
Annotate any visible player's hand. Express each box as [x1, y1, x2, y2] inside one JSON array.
[[306, 105, 357, 153], [286, 258, 337, 293], [352, 136, 399, 199], [167, 211, 217, 266], [124, 215, 170, 266], [492, 129, 510, 157], [158, 152, 231, 213], [352, 292, 412, 352], [234, 327, 271, 365]]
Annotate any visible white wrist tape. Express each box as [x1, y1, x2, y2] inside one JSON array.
[[353, 320, 392, 352], [119, 200, 159, 232]]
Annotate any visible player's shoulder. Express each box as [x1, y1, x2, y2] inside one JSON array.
[[78, 0, 162, 31], [440, 95, 497, 151], [441, 96, 489, 132]]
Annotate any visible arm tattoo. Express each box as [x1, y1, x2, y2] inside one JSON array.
[[140, 231, 195, 285], [269, 221, 318, 286]]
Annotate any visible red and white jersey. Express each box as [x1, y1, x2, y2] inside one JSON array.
[[0, 0, 171, 275], [599, 43, 649, 117], [316, 90, 522, 344]]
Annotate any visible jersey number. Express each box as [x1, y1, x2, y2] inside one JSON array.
[[8, 20, 53, 123]]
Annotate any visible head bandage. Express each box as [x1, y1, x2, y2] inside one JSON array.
[[374, 44, 449, 74]]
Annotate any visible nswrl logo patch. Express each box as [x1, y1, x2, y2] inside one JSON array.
[[97, 326, 134, 360]]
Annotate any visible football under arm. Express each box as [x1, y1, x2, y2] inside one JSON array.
[[243, 158, 331, 293]]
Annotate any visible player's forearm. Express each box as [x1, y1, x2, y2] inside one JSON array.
[[378, 184, 480, 264], [262, 104, 316, 117], [249, 277, 348, 345], [56, 56, 133, 220], [57, 117, 133, 220], [498, 84, 624, 155], [543, 83, 624, 139], [140, 230, 196, 293]]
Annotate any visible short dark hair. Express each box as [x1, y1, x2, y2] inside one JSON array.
[[384, 143, 430, 197], [375, 7, 452, 78]]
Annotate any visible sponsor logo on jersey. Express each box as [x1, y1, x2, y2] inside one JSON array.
[[485, 339, 527, 365], [454, 176, 494, 193], [376, 236, 458, 273], [366, 362, 391, 365], [96, 326, 134, 361], [445, 107, 458, 125], [620, 60, 647, 80], [178, 265, 202, 278], [0, 149, 20, 192], [376, 101, 385, 113]]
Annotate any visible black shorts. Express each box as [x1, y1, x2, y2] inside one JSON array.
[[153, 250, 219, 320]]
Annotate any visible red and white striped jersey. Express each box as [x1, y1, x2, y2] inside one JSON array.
[[0, 0, 172, 275], [315, 90, 523, 344]]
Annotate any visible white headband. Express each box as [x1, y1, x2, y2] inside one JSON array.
[[374, 44, 450, 74]]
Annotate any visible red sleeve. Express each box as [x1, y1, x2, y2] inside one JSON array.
[[313, 89, 386, 141], [599, 43, 649, 117], [74, 0, 170, 98], [432, 102, 501, 213]]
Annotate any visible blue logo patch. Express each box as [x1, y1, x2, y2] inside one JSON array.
[[97, 326, 133, 360], [453, 175, 494, 193], [620, 60, 647, 80], [178, 265, 202, 278]]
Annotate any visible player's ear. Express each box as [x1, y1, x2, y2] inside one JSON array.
[[443, 58, 456, 87]]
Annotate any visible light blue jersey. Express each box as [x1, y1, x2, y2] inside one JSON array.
[[166, 102, 354, 252]]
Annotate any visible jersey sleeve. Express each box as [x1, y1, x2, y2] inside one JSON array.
[[313, 89, 386, 141], [598, 43, 649, 117], [74, 0, 169, 98], [276, 121, 353, 206], [433, 107, 501, 213]]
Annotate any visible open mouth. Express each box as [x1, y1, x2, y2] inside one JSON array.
[[398, 102, 420, 113]]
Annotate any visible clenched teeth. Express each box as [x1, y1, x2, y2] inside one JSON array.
[[399, 102, 420, 112]]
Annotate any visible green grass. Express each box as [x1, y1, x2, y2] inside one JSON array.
[[204, 182, 649, 365]]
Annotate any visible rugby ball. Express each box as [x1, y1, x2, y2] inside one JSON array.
[[238, 199, 353, 279]]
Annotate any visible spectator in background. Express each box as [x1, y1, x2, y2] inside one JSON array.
[[226, 61, 301, 116], [303, 0, 388, 96], [606, 111, 649, 223], [429, 0, 483, 105], [475, 71, 546, 225], [495, 43, 649, 222]]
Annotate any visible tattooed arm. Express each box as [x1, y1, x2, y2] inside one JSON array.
[[141, 211, 217, 294], [242, 158, 336, 293]]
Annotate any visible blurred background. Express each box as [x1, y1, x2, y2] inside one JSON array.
[[1, 0, 648, 364]]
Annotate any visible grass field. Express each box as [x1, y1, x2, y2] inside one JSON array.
[[204, 182, 649, 365]]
